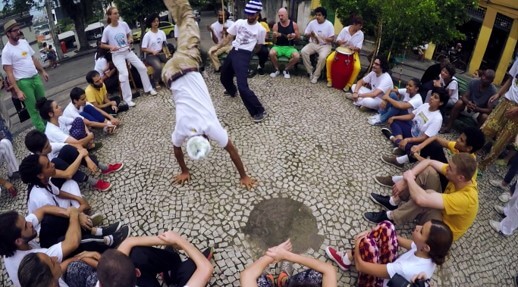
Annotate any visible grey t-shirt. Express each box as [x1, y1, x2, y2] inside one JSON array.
[[467, 79, 496, 108]]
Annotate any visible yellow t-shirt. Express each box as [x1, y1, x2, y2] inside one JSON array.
[[440, 164, 479, 241], [260, 21, 272, 46], [85, 84, 108, 106]]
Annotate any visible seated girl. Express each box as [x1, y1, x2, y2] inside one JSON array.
[[380, 88, 448, 168], [326, 220, 453, 287], [240, 239, 337, 287], [368, 78, 423, 126], [61, 87, 120, 134], [37, 98, 97, 149]]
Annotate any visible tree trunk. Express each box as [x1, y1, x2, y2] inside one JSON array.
[[74, 17, 89, 51]]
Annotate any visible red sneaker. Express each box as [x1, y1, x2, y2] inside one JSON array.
[[325, 246, 350, 271], [93, 179, 112, 192], [102, 163, 124, 175]]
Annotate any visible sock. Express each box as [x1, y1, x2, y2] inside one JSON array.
[[386, 211, 393, 220], [342, 253, 352, 265], [104, 235, 112, 246], [389, 136, 395, 140], [392, 175, 403, 182], [94, 228, 102, 236], [396, 155, 409, 164], [87, 177, 98, 186], [99, 163, 108, 171], [389, 196, 399, 206]]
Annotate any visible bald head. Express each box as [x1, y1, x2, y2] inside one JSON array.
[[481, 69, 495, 87], [278, 8, 288, 23]]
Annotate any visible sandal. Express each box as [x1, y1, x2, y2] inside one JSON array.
[[277, 271, 289, 287], [265, 273, 274, 286]]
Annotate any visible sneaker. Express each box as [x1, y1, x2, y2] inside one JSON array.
[[392, 147, 406, 156], [381, 128, 393, 140], [283, 70, 291, 79], [257, 67, 265, 75], [381, 155, 404, 169], [364, 211, 390, 224], [149, 89, 158, 96], [93, 179, 112, 192], [368, 115, 381, 126], [247, 69, 257, 78], [489, 179, 507, 190], [310, 77, 318, 84], [101, 221, 122, 236], [370, 193, 398, 210], [270, 70, 280, 78], [253, 111, 268, 123], [327, 82, 332, 88], [102, 163, 124, 175], [374, 175, 394, 187], [325, 246, 350, 271], [127, 101, 136, 107], [90, 213, 104, 227], [489, 220, 510, 236], [499, 192, 511, 203], [344, 92, 354, 100], [107, 224, 130, 247], [308, 72, 313, 79], [494, 205, 505, 216]]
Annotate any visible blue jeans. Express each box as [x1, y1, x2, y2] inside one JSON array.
[[379, 92, 408, 123], [80, 105, 106, 123], [220, 48, 265, 117]]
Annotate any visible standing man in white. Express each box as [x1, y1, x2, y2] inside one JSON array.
[[301, 7, 335, 84], [101, 7, 157, 107]]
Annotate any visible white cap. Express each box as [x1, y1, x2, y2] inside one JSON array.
[[186, 136, 211, 160]]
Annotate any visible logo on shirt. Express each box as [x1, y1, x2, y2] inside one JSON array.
[[21, 51, 28, 57], [114, 33, 127, 47]]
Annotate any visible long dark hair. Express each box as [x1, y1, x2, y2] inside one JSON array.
[[36, 98, 54, 121], [426, 219, 453, 266]]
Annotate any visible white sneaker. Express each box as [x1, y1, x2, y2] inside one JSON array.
[[149, 89, 158, 96], [368, 114, 381, 125], [494, 205, 505, 216], [310, 77, 318, 84], [127, 101, 136, 107], [270, 70, 280, 78], [499, 192, 511, 203], [489, 220, 502, 233], [489, 179, 507, 190], [283, 70, 291, 79]]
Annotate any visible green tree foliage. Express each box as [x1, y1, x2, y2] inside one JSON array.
[[321, 0, 478, 58], [2, 0, 41, 17], [58, 0, 96, 51], [113, 0, 167, 38]]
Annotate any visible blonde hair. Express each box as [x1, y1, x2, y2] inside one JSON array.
[[450, 153, 476, 181]]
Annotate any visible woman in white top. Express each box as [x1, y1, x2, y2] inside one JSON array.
[[141, 13, 168, 89], [94, 47, 119, 95], [326, 220, 453, 287], [37, 98, 94, 149], [100, 7, 157, 107]]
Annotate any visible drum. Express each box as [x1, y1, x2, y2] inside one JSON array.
[[331, 47, 355, 90]]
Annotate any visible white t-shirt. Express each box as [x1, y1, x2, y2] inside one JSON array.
[[4, 214, 65, 287], [304, 19, 335, 45], [28, 181, 81, 214], [336, 25, 364, 49], [399, 89, 423, 113], [411, 103, 442, 138], [384, 242, 436, 287], [505, 58, 518, 103], [210, 20, 234, 44], [171, 72, 228, 148], [142, 29, 167, 53], [228, 19, 266, 52], [442, 76, 459, 105], [1, 39, 38, 80], [94, 57, 109, 75], [101, 21, 132, 54], [363, 71, 393, 97], [45, 121, 71, 143]]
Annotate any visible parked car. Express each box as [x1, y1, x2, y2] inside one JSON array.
[[133, 21, 175, 42]]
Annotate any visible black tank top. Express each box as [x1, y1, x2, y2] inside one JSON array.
[[276, 20, 295, 46]]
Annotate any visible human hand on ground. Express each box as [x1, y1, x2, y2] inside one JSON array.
[[173, 172, 191, 185], [240, 176, 257, 191]]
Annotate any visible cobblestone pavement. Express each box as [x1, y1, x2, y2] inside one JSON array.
[[0, 70, 516, 286]]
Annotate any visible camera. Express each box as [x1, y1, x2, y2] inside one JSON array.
[[387, 274, 428, 287]]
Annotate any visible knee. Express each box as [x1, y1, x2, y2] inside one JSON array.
[[292, 52, 300, 61], [269, 50, 277, 58]]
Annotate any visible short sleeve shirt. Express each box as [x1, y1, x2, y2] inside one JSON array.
[[411, 103, 442, 137], [142, 29, 167, 53], [467, 79, 496, 108], [210, 20, 235, 44], [101, 21, 132, 54], [504, 58, 518, 103], [228, 19, 266, 52], [304, 19, 334, 45], [86, 84, 108, 105], [362, 71, 393, 96], [336, 25, 364, 49], [1, 39, 38, 80], [385, 242, 435, 287], [45, 122, 70, 143]]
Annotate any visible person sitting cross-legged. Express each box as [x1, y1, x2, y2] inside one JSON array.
[[62, 87, 121, 134], [345, 56, 393, 111], [325, 220, 453, 286], [380, 88, 448, 169], [85, 70, 127, 115], [365, 153, 479, 242], [240, 239, 337, 287], [440, 69, 497, 133], [96, 230, 213, 287]]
